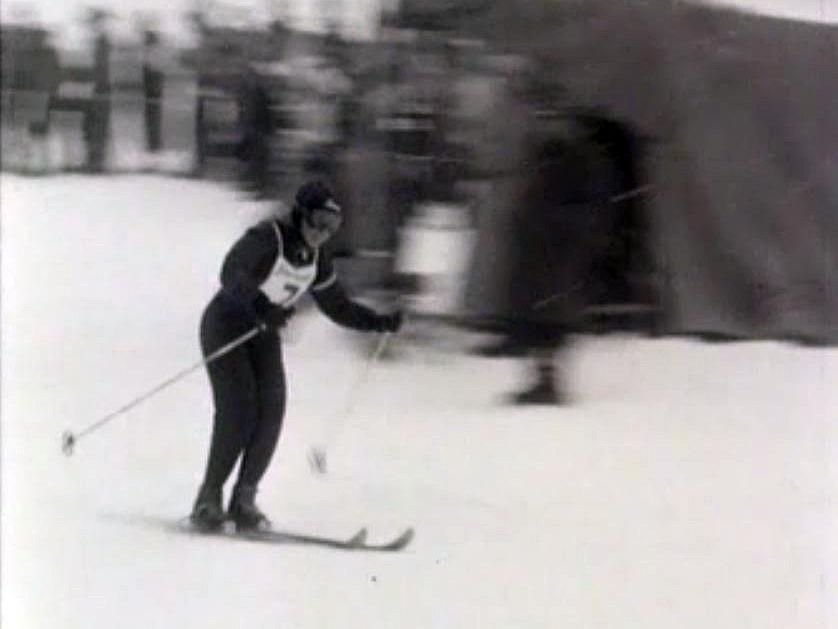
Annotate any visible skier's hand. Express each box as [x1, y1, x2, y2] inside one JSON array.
[[260, 305, 295, 332], [375, 310, 403, 333]]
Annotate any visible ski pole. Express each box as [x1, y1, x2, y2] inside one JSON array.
[[61, 326, 262, 457], [308, 330, 393, 475]]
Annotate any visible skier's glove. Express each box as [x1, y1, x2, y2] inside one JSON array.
[[260, 305, 295, 332], [374, 310, 403, 333]]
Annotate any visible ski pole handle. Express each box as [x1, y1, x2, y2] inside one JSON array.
[[61, 326, 262, 457]]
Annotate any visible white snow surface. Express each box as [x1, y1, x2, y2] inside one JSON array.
[[2, 174, 837, 629]]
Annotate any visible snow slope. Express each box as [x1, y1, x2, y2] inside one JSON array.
[[2, 174, 836, 628]]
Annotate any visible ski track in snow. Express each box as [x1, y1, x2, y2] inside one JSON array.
[[2, 174, 837, 628]]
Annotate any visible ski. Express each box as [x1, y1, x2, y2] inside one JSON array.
[[356, 527, 414, 551], [239, 526, 414, 551], [235, 526, 371, 550], [175, 519, 414, 552]]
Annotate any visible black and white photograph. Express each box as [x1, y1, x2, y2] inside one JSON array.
[[2, 0, 837, 627]]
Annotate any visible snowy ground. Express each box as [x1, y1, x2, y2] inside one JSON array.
[[2, 174, 837, 629]]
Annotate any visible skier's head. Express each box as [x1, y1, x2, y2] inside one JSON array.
[[292, 180, 342, 248]]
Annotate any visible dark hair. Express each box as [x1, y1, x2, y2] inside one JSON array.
[[295, 180, 333, 211], [291, 181, 338, 230]]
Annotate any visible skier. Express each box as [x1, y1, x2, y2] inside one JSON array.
[[191, 181, 403, 532]]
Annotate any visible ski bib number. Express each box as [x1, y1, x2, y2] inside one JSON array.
[[261, 221, 317, 307], [262, 262, 315, 307]]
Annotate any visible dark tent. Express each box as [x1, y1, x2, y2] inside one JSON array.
[[449, 0, 838, 343]]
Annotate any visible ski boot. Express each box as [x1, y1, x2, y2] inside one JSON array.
[[190, 484, 225, 532], [228, 483, 270, 532], [509, 379, 565, 405]]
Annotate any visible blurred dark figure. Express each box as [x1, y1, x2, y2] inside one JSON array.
[[185, 10, 210, 176], [83, 9, 112, 173], [502, 116, 624, 404], [28, 31, 60, 172], [142, 29, 165, 153], [235, 65, 274, 198], [379, 61, 439, 296], [2, 26, 61, 172]]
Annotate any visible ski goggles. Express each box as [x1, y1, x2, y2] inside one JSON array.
[[306, 201, 343, 233]]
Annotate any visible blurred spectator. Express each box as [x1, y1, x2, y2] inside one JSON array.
[[26, 30, 60, 172], [142, 29, 164, 153], [184, 10, 210, 175], [235, 64, 274, 198], [499, 115, 624, 405], [1, 26, 60, 173], [463, 54, 533, 330], [83, 8, 112, 173], [377, 53, 440, 295]]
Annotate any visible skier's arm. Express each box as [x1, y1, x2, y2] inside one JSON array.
[[311, 277, 389, 332], [310, 251, 400, 331], [219, 224, 274, 322], [311, 250, 402, 332]]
